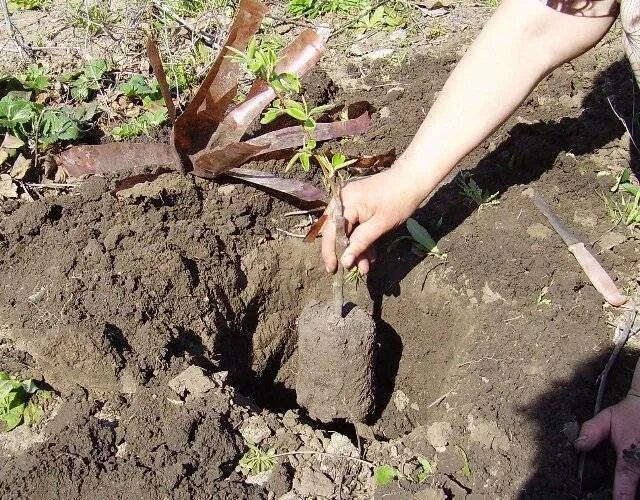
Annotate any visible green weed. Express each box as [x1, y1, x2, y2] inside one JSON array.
[[457, 171, 499, 207], [110, 106, 168, 141], [456, 445, 472, 479], [406, 217, 444, 257], [62, 58, 110, 102], [68, 0, 119, 36], [239, 443, 276, 475], [0, 94, 98, 146], [166, 0, 230, 17], [537, 286, 551, 306], [8, 0, 49, 10], [416, 456, 434, 483], [355, 5, 405, 33], [287, 0, 367, 18], [0, 372, 51, 432], [345, 266, 366, 289], [603, 191, 640, 230], [19, 64, 51, 92], [375, 464, 399, 486]]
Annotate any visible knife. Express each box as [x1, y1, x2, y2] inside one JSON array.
[[532, 190, 628, 307]]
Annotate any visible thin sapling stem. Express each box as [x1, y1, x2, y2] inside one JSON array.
[[331, 181, 347, 318]]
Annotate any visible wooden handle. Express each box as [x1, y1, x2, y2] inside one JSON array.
[[568, 243, 628, 307]]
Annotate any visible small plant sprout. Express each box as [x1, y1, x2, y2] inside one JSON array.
[[239, 443, 277, 475], [345, 265, 365, 289], [456, 445, 472, 479], [416, 455, 435, 483], [457, 171, 499, 207], [375, 464, 399, 486], [406, 217, 445, 257], [537, 286, 551, 306], [603, 190, 640, 230]]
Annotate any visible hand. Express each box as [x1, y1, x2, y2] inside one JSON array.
[[576, 394, 640, 499], [321, 165, 425, 274]]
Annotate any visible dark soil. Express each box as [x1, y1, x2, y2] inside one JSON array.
[[296, 299, 376, 423], [1, 21, 639, 500]]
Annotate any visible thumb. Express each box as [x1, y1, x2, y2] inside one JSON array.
[[575, 408, 612, 452], [341, 217, 384, 268]]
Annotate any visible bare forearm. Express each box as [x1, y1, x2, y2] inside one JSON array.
[[396, 0, 617, 203]]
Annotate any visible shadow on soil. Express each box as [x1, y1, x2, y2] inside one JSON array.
[[517, 348, 639, 498], [371, 59, 637, 295]]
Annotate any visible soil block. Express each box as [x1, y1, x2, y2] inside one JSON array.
[[295, 299, 376, 423]]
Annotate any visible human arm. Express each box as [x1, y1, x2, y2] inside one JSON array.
[[321, 0, 619, 273], [576, 357, 640, 499]]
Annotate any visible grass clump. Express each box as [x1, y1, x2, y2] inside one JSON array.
[[68, 0, 119, 36], [288, 0, 367, 17]]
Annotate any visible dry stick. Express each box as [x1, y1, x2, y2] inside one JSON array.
[[0, 0, 31, 58], [607, 96, 639, 153], [331, 183, 347, 318], [578, 306, 638, 488]]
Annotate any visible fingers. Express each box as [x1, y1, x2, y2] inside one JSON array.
[[613, 451, 640, 500], [575, 408, 612, 452], [341, 217, 383, 268], [321, 216, 337, 274]]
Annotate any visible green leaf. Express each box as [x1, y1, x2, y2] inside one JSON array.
[[285, 152, 301, 173], [23, 400, 43, 426], [84, 58, 109, 81], [309, 103, 335, 117], [119, 75, 157, 99], [406, 218, 441, 255], [611, 168, 631, 193], [285, 106, 308, 122], [0, 372, 9, 381], [299, 151, 311, 171], [3, 402, 25, 431], [375, 464, 398, 487], [370, 6, 386, 25], [457, 445, 472, 479], [19, 64, 50, 92], [21, 379, 38, 394], [260, 108, 282, 125], [416, 456, 433, 483]]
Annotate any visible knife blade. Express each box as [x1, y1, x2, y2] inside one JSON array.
[[532, 190, 627, 307]]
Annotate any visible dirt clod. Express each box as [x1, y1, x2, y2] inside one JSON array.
[[295, 300, 376, 423]]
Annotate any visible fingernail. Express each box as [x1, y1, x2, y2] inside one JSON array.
[[325, 264, 331, 273], [341, 252, 354, 268]]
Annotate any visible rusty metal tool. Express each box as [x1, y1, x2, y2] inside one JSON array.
[[532, 190, 627, 307]]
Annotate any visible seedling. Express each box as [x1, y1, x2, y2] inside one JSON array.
[[110, 107, 168, 141], [416, 456, 434, 483], [18, 64, 51, 92], [537, 286, 551, 306], [118, 75, 161, 101], [355, 5, 405, 33], [63, 58, 110, 102], [456, 445, 472, 479], [603, 191, 640, 230], [375, 464, 399, 486], [404, 218, 447, 258], [0, 372, 51, 431], [457, 171, 499, 207], [239, 443, 276, 475], [345, 266, 365, 289]]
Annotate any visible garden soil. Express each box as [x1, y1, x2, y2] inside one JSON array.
[[1, 26, 640, 500]]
